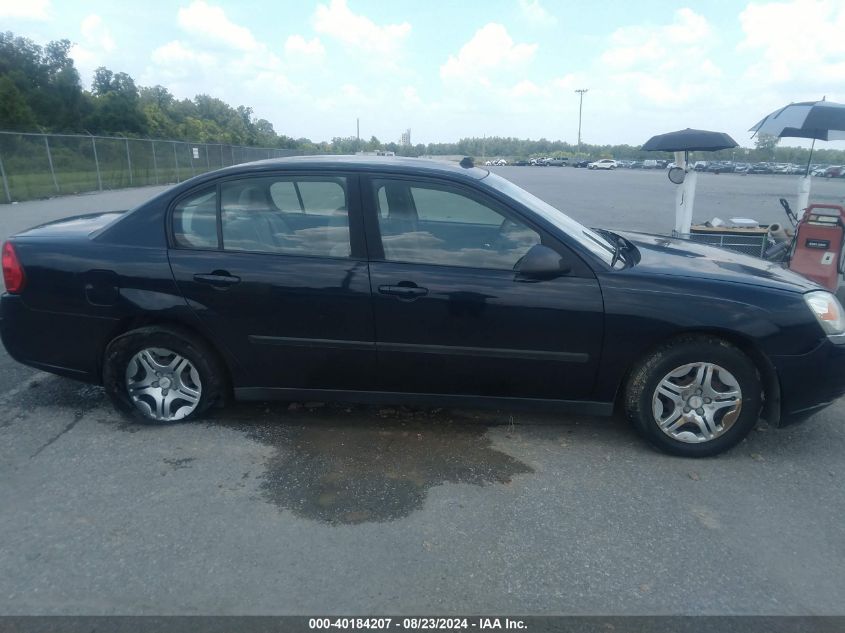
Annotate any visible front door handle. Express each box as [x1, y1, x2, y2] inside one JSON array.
[[378, 284, 428, 300], [193, 271, 241, 288]]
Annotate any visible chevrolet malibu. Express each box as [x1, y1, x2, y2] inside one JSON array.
[[2, 156, 844, 457]]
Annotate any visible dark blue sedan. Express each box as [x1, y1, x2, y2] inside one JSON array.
[[2, 156, 844, 457]]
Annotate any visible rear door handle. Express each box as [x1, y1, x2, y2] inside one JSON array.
[[378, 284, 428, 299], [193, 271, 241, 288]]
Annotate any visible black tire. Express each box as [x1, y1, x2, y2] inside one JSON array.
[[624, 336, 762, 457], [103, 325, 225, 424]]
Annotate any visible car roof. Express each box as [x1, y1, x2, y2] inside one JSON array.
[[209, 155, 491, 180]]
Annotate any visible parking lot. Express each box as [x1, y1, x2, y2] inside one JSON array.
[[2, 166, 845, 615]]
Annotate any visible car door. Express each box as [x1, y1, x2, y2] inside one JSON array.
[[167, 172, 376, 393], [362, 174, 604, 401]]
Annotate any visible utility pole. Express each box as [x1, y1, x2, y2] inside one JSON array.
[[575, 88, 588, 152], [356, 118, 360, 154]]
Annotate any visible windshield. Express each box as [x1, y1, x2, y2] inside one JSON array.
[[482, 172, 616, 265]]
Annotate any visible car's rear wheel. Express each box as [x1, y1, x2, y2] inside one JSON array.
[[624, 336, 762, 457], [103, 326, 224, 424]]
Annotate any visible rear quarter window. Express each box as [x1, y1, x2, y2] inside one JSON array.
[[172, 188, 218, 249]]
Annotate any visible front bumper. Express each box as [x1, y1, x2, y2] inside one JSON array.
[[772, 335, 845, 425]]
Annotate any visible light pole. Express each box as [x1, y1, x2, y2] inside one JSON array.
[[575, 88, 588, 152]]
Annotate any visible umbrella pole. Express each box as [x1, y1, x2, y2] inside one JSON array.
[[797, 138, 816, 219], [805, 138, 816, 177]]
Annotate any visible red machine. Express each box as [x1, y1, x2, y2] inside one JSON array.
[[788, 204, 845, 291]]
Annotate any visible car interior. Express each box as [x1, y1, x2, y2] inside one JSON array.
[[374, 180, 540, 269], [172, 178, 352, 257]]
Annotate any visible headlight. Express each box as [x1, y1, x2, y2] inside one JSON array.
[[804, 291, 845, 335]]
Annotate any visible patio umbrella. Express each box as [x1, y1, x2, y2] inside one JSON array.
[[750, 99, 845, 215], [642, 128, 738, 153], [642, 129, 738, 236]]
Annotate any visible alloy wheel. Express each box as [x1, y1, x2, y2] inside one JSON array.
[[651, 362, 743, 443], [125, 347, 202, 421]]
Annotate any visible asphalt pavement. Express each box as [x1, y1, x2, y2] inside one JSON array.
[[1, 167, 845, 615]]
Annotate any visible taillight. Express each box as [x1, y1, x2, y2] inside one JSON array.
[[2, 241, 25, 294]]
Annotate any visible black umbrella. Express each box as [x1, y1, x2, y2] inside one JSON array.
[[640, 129, 738, 238], [750, 99, 845, 175], [642, 128, 738, 153]]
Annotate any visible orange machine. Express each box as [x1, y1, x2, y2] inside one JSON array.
[[788, 204, 845, 291]]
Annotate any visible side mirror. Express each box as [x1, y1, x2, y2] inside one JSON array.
[[515, 244, 570, 280]]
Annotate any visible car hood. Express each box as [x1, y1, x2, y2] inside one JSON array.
[[13, 211, 126, 239], [617, 231, 819, 293]]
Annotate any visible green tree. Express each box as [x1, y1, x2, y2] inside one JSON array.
[[754, 133, 779, 153], [0, 75, 36, 130]]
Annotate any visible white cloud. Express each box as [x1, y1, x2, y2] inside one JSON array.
[[402, 86, 422, 107], [550, 74, 577, 91], [739, 0, 845, 88], [0, 0, 50, 20], [602, 8, 711, 71], [597, 9, 719, 108], [518, 0, 557, 26], [177, 0, 259, 51], [284, 35, 326, 62], [80, 14, 115, 53], [440, 23, 537, 82], [313, 0, 411, 55], [70, 14, 117, 86], [155, 1, 292, 97], [151, 40, 216, 70], [510, 79, 541, 98]]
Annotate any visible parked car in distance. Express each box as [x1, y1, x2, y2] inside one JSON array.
[[823, 165, 844, 178], [588, 159, 617, 170], [749, 163, 772, 174], [642, 159, 658, 169], [734, 162, 750, 173], [706, 162, 734, 173], [572, 159, 591, 168], [4, 155, 844, 458], [629, 161, 644, 169], [546, 158, 567, 167], [494, 159, 508, 166]]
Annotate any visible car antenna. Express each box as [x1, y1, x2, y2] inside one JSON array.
[[459, 156, 474, 168]]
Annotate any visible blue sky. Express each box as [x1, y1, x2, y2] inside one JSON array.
[[2, 0, 844, 149]]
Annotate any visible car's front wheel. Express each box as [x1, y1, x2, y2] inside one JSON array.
[[624, 336, 762, 457], [103, 326, 225, 424]]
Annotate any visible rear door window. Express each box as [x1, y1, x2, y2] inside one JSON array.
[[221, 176, 351, 257]]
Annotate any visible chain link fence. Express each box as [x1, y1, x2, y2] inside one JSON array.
[[0, 131, 303, 203]]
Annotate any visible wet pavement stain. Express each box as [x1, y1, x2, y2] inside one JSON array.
[[219, 404, 534, 525], [163, 457, 195, 470]]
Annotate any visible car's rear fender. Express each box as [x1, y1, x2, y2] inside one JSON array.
[[1, 239, 227, 384]]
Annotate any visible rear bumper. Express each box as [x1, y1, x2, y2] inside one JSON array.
[[0, 294, 110, 384], [772, 336, 845, 425]]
